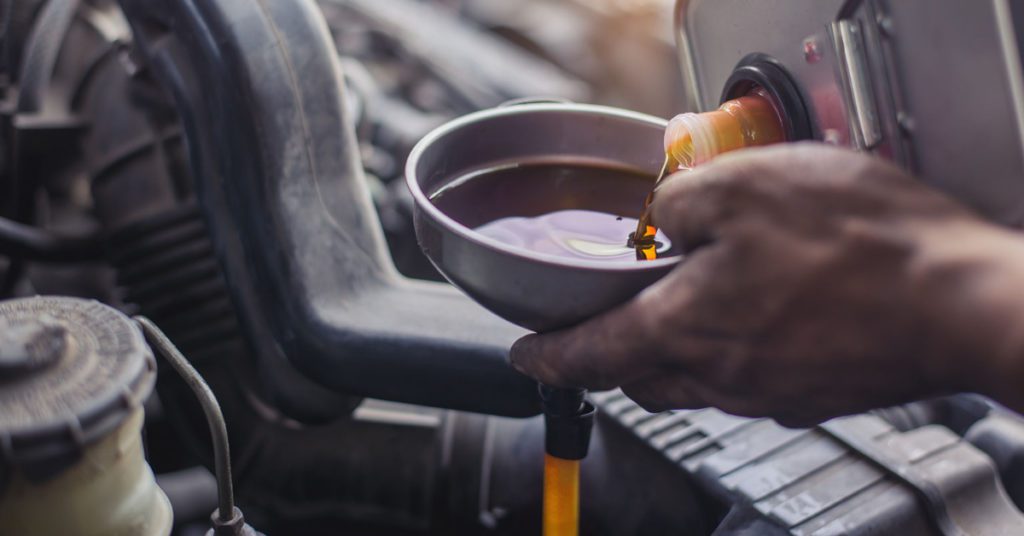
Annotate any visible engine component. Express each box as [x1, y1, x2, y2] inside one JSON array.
[[967, 410, 1024, 510], [5, 0, 1024, 534], [0, 214, 101, 262], [676, 0, 1024, 225], [138, 316, 263, 536], [719, 55, 813, 142], [594, 390, 1024, 535], [117, 0, 537, 417], [0, 296, 170, 536]]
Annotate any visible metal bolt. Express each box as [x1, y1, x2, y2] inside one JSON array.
[[877, 15, 894, 38], [0, 317, 66, 377], [803, 37, 822, 64], [897, 112, 915, 135], [117, 44, 141, 78]]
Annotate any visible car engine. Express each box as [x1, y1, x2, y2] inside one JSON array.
[[2, 1, 1024, 535]]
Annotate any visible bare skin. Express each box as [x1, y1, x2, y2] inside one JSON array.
[[510, 143, 1024, 427]]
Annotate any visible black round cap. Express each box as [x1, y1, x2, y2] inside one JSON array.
[[0, 297, 156, 478]]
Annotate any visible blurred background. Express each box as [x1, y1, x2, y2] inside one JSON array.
[[7, 2, 1024, 535], [318, 0, 685, 280], [0, 1, 690, 534]]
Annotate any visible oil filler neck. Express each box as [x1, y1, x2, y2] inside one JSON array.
[[540, 385, 596, 460], [721, 55, 813, 142]]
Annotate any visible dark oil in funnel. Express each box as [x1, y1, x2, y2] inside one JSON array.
[[430, 162, 675, 263], [631, 87, 787, 260]]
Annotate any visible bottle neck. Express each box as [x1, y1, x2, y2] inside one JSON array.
[[664, 88, 785, 169]]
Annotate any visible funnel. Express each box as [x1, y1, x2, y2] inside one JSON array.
[[405, 103, 681, 332]]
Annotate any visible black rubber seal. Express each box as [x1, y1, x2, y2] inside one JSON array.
[[721, 54, 813, 141], [544, 402, 596, 461], [540, 385, 596, 460]]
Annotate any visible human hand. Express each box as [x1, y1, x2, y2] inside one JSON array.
[[511, 143, 1024, 426]]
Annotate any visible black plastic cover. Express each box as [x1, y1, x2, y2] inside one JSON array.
[[116, 0, 539, 417]]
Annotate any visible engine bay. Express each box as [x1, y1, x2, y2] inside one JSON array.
[[2, 1, 1024, 535]]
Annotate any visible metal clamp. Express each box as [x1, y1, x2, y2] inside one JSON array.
[[830, 15, 882, 149], [831, 0, 882, 150], [815, 416, 1024, 536]]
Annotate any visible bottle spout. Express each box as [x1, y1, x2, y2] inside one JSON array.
[[664, 88, 786, 169]]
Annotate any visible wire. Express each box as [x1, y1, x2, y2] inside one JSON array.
[[0, 215, 102, 262], [135, 316, 235, 523]]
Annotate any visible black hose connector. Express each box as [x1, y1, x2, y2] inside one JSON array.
[[540, 385, 596, 461], [207, 507, 264, 536]]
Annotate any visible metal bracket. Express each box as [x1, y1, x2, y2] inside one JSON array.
[[819, 418, 965, 536], [829, 16, 882, 149], [837, 0, 868, 21], [821, 415, 1024, 536]]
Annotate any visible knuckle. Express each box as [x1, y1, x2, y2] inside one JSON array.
[[556, 341, 618, 390]]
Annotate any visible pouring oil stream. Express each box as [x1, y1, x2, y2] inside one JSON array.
[[542, 89, 787, 536], [630, 154, 675, 261]]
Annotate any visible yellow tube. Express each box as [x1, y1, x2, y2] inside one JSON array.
[[543, 454, 580, 536]]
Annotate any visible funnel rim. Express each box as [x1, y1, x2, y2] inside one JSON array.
[[405, 103, 683, 273]]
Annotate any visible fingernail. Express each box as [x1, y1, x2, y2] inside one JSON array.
[[509, 337, 532, 373]]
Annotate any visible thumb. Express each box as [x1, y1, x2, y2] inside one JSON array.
[[509, 283, 667, 390]]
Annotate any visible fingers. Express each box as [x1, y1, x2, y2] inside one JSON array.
[[649, 168, 730, 252], [509, 286, 665, 390], [510, 242, 733, 390], [621, 372, 709, 413], [650, 148, 768, 251], [650, 142, 848, 249], [620, 372, 833, 427], [620, 369, 761, 416]]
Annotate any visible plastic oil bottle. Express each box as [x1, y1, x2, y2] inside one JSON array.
[[632, 87, 786, 259]]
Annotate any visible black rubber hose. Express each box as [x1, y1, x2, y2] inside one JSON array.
[[0, 215, 102, 262], [16, 0, 77, 113], [136, 316, 235, 524]]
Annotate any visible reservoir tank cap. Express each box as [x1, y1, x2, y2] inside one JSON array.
[[0, 297, 157, 481]]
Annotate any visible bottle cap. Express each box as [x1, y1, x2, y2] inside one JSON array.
[[0, 297, 156, 480]]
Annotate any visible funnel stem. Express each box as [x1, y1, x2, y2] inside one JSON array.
[[543, 454, 580, 536], [539, 384, 595, 536]]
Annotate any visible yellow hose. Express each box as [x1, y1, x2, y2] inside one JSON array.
[[543, 454, 580, 536]]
